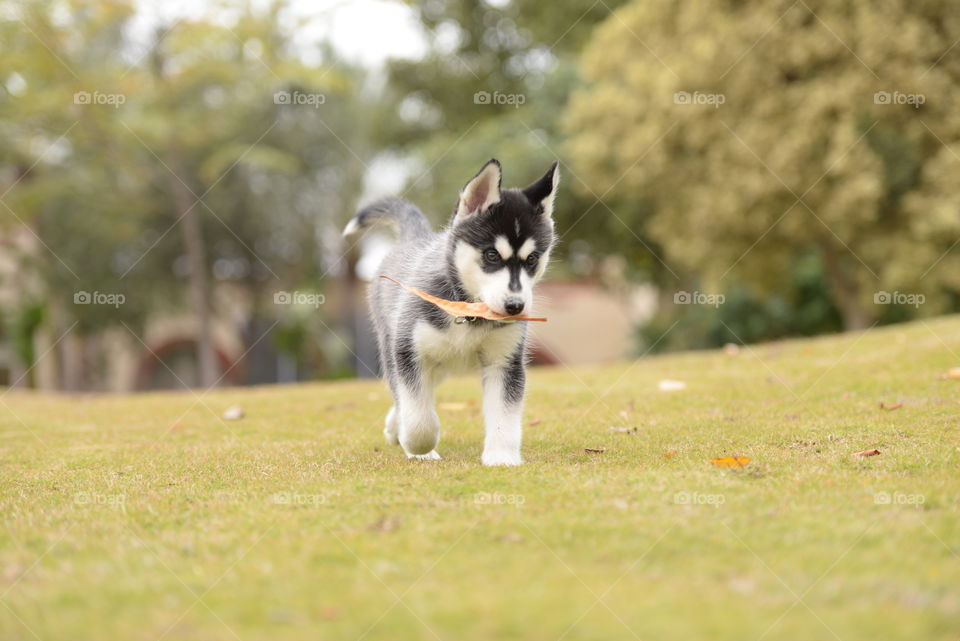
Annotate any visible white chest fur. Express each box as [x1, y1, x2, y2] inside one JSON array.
[[413, 320, 523, 374]]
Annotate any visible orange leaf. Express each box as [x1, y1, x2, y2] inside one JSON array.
[[853, 448, 881, 457], [528, 418, 542, 426], [710, 456, 750, 468], [664, 450, 677, 458], [380, 275, 547, 322], [879, 402, 903, 411]]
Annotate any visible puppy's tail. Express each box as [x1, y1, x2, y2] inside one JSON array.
[[343, 198, 432, 241]]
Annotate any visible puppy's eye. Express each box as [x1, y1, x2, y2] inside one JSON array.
[[526, 252, 540, 267], [483, 248, 501, 263]]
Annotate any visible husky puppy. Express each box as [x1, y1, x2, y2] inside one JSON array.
[[343, 159, 559, 465]]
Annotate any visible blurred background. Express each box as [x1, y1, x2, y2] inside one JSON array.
[[1, 0, 959, 392]]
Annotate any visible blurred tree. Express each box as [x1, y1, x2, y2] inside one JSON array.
[[380, 0, 639, 281], [382, 0, 623, 142], [565, 0, 960, 331], [0, 0, 369, 388]]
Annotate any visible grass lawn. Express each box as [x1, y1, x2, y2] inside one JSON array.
[[2, 316, 959, 641]]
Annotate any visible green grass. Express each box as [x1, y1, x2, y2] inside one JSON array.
[[2, 316, 960, 641]]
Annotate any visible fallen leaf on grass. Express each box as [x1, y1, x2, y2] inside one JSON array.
[[318, 606, 342, 621], [879, 402, 903, 411], [584, 447, 606, 454], [853, 448, 881, 457], [710, 456, 751, 468], [664, 450, 677, 458], [609, 426, 638, 434], [167, 423, 183, 432], [380, 275, 547, 322], [944, 367, 960, 379], [3, 564, 25, 583], [528, 418, 542, 426]]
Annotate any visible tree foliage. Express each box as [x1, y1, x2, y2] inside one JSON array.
[[0, 0, 369, 386], [565, 0, 960, 330]]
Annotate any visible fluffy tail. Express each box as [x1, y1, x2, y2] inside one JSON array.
[[343, 198, 432, 241]]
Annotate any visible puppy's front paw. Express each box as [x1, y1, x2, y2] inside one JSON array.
[[481, 449, 523, 466], [407, 450, 442, 461]]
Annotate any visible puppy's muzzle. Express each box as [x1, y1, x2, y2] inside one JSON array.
[[504, 298, 525, 316]]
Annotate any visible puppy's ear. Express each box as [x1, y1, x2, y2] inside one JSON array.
[[522, 161, 559, 218], [455, 159, 501, 223]]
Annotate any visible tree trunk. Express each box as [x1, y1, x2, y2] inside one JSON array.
[[167, 156, 218, 388], [820, 240, 873, 331]]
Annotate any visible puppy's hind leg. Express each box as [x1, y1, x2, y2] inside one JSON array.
[[384, 405, 400, 446]]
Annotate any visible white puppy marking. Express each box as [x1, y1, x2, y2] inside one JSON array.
[[456, 161, 501, 222], [517, 238, 537, 261], [396, 380, 440, 456], [409, 318, 524, 465], [540, 164, 560, 219], [454, 241, 484, 299], [414, 320, 523, 376], [409, 450, 442, 460], [481, 365, 524, 466], [495, 235, 513, 260], [453, 240, 547, 316], [384, 405, 399, 444]]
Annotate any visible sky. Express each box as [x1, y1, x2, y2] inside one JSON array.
[[128, 0, 428, 67]]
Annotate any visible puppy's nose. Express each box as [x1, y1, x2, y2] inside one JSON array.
[[504, 298, 525, 316]]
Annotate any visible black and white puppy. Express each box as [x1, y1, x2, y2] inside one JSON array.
[[343, 159, 559, 465]]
